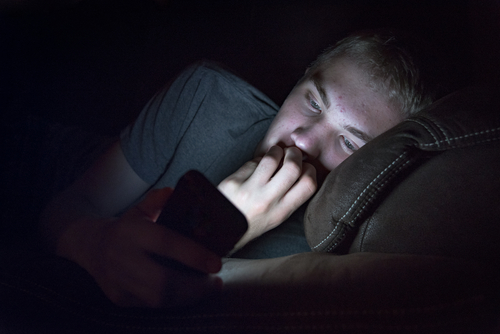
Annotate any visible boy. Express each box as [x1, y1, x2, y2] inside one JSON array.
[[41, 30, 441, 308]]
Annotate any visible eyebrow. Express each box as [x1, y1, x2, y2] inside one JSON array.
[[312, 77, 331, 109], [344, 125, 374, 143], [311, 76, 374, 143]]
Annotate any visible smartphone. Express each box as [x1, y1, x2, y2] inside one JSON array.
[[156, 170, 248, 257]]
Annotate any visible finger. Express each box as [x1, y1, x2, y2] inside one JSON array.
[[127, 188, 174, 221], [220, 158, 260, 186], [269, 147, 304, 192], [107, 254, 167, 307], [142, 224, 222, 274], [249, 145, 284, 184], [280, 162, 317, 213], [108, 256, 221, 308], [127, 259, 221, 308], [164, 272, 222, 308]]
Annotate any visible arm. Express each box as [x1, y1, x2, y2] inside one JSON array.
[[41, 141, 149, 246], [217, 252, 482, 315], [39, 63, 283, 307], [40, 141, 222, 307]]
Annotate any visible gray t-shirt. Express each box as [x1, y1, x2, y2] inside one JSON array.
[[120, 61, 310, 258], [120, 61, 278, 189]]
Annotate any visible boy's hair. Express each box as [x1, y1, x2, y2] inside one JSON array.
[[309, 30, 448, 117]]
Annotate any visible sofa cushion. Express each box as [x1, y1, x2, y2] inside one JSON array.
[[304, 87, 500, 267], [1, 250, 497, 333]]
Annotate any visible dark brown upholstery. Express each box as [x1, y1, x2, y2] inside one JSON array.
[[297, 87, 500, 332], [305, 87, 500, 267], [2, 251, 496, 333]]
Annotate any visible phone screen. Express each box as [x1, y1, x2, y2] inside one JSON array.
[[156, 170, 248, 257]]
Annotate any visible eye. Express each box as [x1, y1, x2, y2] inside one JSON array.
[[310, 100, 322, 114], [341, 136, 357, 153]]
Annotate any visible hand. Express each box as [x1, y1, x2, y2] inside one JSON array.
[[59, 188, 223, 308], [218, 146, 317, 249]]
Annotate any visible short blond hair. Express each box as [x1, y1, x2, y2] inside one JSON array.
[[309, 30, 446, 117]]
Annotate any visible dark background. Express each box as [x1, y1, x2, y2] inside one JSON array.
[[0, 0, 499, 254], [1, 0, 499, 135]]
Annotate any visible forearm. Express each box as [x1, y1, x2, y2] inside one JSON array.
[[39, 188, 112, 263], [39, 141, 150, 255], [219, 252, 338, 287], [217, 252, 481, 319], [220, 252, 455, 291]]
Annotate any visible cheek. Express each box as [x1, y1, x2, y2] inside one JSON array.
[[318, 143, 351, 172], [320, 155, 341, 172], [255, 107, 302, 156], [269, 104, 304, 136]]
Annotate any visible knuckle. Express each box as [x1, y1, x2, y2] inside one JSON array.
[[217, 178, 230, 189], [282, 160, 302, 178], [225, 178, 240, 187], [262, 147, 283, 162], [218, 178, 239, 193], [246, 159, 260, 168], [239, 159, 259, 173], [297, 166, 317, 196], [245, 198, 271, 218], [266, 145, 283, 156], [259, 155, 277, 167], [304, 176, 317, 195], [253, 201, 271, 215]]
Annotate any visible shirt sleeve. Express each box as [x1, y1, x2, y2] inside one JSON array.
[[120, 61, 278, 188]]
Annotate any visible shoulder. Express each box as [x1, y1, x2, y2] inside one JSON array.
[[185, 60, 249, 86], [179, 61, 279, 111]]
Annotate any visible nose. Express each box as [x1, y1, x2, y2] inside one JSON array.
[[290, 127, 321, 161]]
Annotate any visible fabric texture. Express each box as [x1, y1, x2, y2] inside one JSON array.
[[120, 61, 278, 188]]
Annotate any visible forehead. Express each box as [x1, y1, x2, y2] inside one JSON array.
[[306, 57, 403, 136], [309, 56, 377, 98]]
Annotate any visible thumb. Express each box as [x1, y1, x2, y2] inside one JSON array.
[[132, 187, 174, 221]]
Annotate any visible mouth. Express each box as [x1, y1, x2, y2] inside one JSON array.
[[300, 150, 309, 162], [272, 141, 308, 158]]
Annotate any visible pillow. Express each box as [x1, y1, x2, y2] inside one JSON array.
[[304, 87, 500, 266]]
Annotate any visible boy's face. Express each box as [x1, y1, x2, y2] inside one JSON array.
[[255, 56, 404, 181]]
